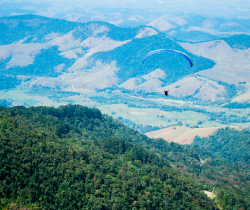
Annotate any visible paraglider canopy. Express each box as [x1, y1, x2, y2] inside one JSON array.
[[143, 49, 193, 67]]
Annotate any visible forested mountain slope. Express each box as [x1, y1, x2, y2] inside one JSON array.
[[0, 105, 217, 209], [186, 128, 250, 209], [191, 127, 250, 164], [1, 105, 250, 209]]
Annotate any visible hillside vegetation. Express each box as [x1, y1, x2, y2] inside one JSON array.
[[187, 128, 250, 209], [191, 127, 250, 165], [1, 105, 250, 209], [0, 105, 217, 209]]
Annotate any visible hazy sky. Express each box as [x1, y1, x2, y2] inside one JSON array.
[[9, 0, 250, 8], [1, 0, 250, 19]]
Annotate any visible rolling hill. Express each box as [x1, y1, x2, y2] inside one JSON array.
[[0, 15, 214, 85], [1, 14, 249, 103], [0, 14, 250, 134]]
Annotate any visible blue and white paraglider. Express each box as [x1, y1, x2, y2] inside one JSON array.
[[142, 49, 193, 67]]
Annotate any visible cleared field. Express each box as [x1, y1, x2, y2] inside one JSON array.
[[98, 104, 209, 127], [1, 88, 248, 136], [145, 125, 240, 144]]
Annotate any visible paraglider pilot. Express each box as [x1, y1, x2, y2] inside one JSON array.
[[164, 89, 169, 96]]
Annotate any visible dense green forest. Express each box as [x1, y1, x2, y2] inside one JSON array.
[[0, 105, 250, 209], [191, 128, 250, 164], [187, 128, 250, 210], [0, 105, 216, 209]]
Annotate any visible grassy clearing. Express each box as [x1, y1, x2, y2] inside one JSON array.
[[98, 104, 210, 127], [145, 125, 241, 144]]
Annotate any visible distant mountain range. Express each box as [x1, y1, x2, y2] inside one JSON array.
[[1, 15, 250, 102], [1, 2, 250, 34], [0, 15, 213, 91], [1, 14, 250, 132]]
